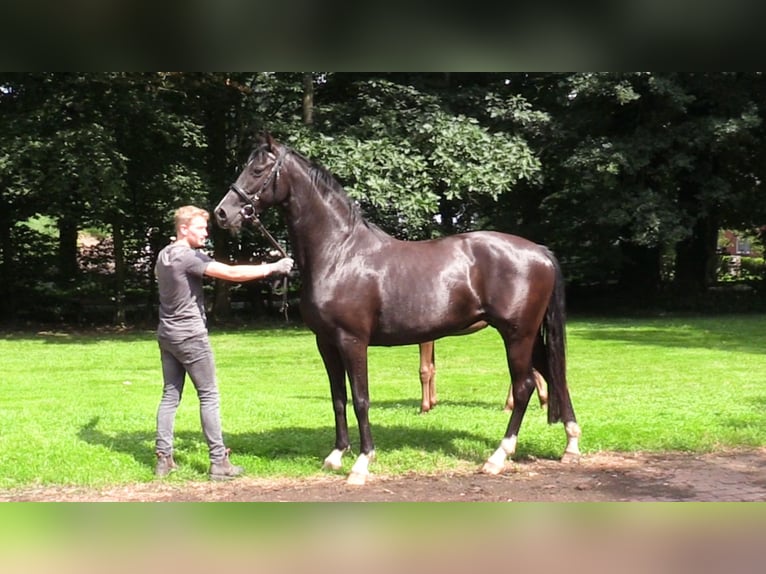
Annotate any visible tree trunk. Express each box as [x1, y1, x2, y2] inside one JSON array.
[[0, 200, 14, 319], [112, 220, 126, 325], [203, 84, 236, 321], [438, 185, 458, 235], [57, 216, 79, 285], [674, 215, 718, 294], [211, 229, 232, 321], [302, 73, 314, 126], [618, 242, 662, 298], [146, 226, 163, 322]]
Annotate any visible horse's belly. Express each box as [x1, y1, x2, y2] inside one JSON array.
[[369, 314, 479, 347]]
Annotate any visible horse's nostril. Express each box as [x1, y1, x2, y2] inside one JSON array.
[[216, 208, 227, 222]]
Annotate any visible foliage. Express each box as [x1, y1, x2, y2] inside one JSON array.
[[263, 75, 543, 238], [718, 256, 765, 282], [537, 72, 766, 291], [3, 73, 766, 324]]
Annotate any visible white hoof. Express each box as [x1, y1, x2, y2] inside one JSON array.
[[346, 471, 368, 486], [481, 460, 505, 475], [323, 449, 345, 471], [561, 450, 581, 464]]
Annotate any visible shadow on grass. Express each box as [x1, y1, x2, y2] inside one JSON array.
[[77, 414, 561, 476], [0, 329, 157, 345], [294, 394, 518, 413], [0, 322, 312, 345]]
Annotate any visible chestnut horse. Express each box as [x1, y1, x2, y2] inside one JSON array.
[[417, 324, 548, 414], [214, 136, 580, 485]]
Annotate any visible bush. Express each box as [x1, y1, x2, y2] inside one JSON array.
[[718, 255, 765, 282]]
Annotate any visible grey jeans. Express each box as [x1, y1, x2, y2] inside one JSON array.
[[155, 334, 227, 462]]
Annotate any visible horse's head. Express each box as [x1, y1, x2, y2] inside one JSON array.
[[214, 134, 290, 231]]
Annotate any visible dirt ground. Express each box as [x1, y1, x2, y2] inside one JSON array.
[[3, 448, 766, 502]]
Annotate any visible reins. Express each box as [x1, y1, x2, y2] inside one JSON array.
[[253, 217, 291, 322]]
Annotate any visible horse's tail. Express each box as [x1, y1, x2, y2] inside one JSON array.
[[541, 249, 569, 425]]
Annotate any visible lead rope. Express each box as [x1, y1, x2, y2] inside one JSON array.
[[252, 218, 290, 322]]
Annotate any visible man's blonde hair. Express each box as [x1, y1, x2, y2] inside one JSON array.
[[174, 205, 209, 233]]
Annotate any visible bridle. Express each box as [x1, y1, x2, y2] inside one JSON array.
[[227, 146, 292, 320], [227, 146, 290, 225]]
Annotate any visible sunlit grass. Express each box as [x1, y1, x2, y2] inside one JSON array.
[[1, 314, 765, 488]]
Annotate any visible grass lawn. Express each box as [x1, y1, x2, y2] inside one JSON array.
[[1, 314, 765, 488]]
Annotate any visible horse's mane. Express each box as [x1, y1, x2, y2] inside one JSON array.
[[290, 148, 390, 239]]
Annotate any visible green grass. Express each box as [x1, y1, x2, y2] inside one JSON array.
[[1, 315, 766, 488]]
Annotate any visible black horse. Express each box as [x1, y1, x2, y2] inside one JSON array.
[[214, 135, 580, 485]]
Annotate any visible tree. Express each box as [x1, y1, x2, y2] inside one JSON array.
[[532, 73, 766, 298], [259, 73, 543, 240], [0, 73, 210, 323], [4, 72, 766, 324]]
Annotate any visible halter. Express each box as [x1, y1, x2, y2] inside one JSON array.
[[228, 147, 292, 320]]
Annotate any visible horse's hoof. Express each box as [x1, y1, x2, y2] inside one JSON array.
[[322, 455, 343, 471], [346, 472, 368, 486], [561, 451, 581, 464], [481, 461, 504, 475]]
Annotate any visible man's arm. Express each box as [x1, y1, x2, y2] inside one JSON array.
[[204, 257, 294, 282]]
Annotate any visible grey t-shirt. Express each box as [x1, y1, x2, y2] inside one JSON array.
[[155, 243, 213, 342]]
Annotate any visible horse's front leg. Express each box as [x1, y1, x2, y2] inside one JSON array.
[[340, 336, 375, 486], [316, 338, 351, 471]]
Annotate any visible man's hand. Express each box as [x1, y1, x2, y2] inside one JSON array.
[[271, 257, 294, 276]]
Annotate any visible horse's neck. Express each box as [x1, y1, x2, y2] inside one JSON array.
[[284, 181, 389, 270]]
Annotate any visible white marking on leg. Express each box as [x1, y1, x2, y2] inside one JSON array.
[[323, 448, 345, 471], [562, 421, 582, 463], [482, 436, 517, 475], [347, 451, 375, 486]]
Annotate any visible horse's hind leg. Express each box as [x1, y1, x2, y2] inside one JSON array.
[[418, 341, 437, 413], [316, 337, 352, 472], [531, 340, 549, 409], [533, 370, 548, 409], [502, 335, 547, 413], [482, 337, 537, 475], [502, 369, 546, 412], [532, 335, 579, 463]]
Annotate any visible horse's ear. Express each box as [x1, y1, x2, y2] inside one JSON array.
[[256, 132, 277, 152]]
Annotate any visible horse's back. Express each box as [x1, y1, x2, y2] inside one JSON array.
[[401, 231, 556, 284]]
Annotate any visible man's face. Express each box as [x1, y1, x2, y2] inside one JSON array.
[[181, 215, 209, 248]]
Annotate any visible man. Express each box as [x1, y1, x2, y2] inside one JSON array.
[[154, 205, 293, 480]]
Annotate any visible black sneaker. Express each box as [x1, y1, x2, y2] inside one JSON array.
[[155, 452, 177, 478], [208, 449, 244, 481]]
